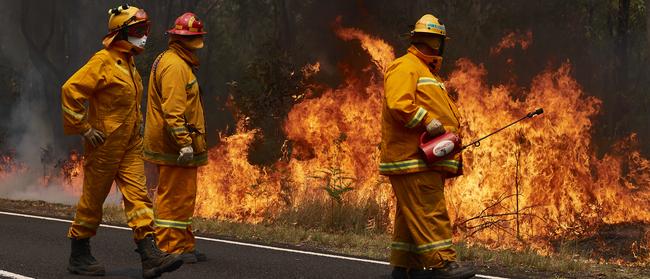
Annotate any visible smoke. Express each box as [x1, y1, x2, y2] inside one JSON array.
[[0, 55, 120, 206], [0, 170, 122, 205], [0, 1, 57, 203], [0, 66, 79, 204], [9, 67, 53, 167], [0, 174, 77, 204]]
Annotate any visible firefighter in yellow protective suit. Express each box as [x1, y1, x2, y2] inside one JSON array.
[[143, 12, 208, 264], [380, 14, 476, 279], [61, 5, 182, 278]]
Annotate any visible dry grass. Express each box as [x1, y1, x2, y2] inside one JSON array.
[[273, 198, 391, 234], [192, 218, 390, 260], [102, 204, 127, 224], [457, 244, 649, 278]]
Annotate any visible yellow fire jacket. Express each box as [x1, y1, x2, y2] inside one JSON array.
[[379, 46, 462, 176], [61, 43, 143, 136], [143, 42, 208, 167]]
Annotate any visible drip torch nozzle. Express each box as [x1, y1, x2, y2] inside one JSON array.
[[527, 108, 544, 118]]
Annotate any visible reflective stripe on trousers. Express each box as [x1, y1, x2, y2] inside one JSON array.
[[154, 165, 198, 254], [388, 171, 457, 269], [68, 120, 154, 240]]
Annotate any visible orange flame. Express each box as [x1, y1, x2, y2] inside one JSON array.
[[195, 23, 649, 261], [333, 16, 395, 72], [58, 151, 84, 196], [490, 31, 533, 55], [0, 152, 25, 180], [0, 150, 84, 199], [445, 58, 649, 253], [195, 23, 396, 222], [195, 119, 284, 222]]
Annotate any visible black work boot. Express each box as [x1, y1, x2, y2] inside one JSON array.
[[409, 261, 476, 279], [68, 238, 106, 276], [391, 267, 408, 279], [181, 249, 207, 264], [135, 235, 183, 279]]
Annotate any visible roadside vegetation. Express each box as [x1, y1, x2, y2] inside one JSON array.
[[1, 198, 647, 279]]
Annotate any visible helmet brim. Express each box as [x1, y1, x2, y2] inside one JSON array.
[[167, 29, 207, 35], [102, 31, 119, 48]]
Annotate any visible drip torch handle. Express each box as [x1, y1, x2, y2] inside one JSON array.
[[527, 108, 544, 118], [461, 107, 544, 150]]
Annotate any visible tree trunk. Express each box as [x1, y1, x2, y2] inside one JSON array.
[[610, 0, 630, 138], [20, 1, 65, 149], [646, 0, 650, 45], [274, 0, 293, 50]]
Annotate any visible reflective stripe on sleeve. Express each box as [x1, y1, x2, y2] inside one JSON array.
[[405, 107, 427, 128], [186, 79, 197, 89], [170, 126, 188, 135], [62, 105, 85, 121], [417, 77, 446, 90]]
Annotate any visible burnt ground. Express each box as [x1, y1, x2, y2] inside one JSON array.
[[0, 198, 648, 279]]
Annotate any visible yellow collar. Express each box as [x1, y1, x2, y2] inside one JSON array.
[[407, 45, 443, 73], [169, 41, 199, 67]]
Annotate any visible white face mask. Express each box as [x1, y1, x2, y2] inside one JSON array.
[[127, 35, 147, 49]]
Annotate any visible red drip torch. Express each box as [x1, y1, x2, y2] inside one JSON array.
[[419, 108, 544, 163]]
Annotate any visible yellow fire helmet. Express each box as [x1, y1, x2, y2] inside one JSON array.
[[102, 4, 149, 47], [410, 14, 447, 72], [411, 14, 446, 37]]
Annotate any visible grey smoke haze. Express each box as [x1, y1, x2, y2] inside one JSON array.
[[0, 173, 79, 205], [0, 10, 75, 204], [10, 67, 52, 167], [0, 171, 122, 205], [0, 66, 122, 205]]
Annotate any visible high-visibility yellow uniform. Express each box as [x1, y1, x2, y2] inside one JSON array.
[[380, 46, 461, 269], [154, 165, 198, 254], [380, 46, 462, 176], [389, 172, 455, 268], [143, 41, 207, 166], [62, 41, 154, 240], [144, 41, 207, 254]]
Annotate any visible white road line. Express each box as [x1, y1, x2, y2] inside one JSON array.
[[474, 276, 510, 279], [0, 211, 509, 279], [0, 270, 34, 279], [194, 235, 389, 265]]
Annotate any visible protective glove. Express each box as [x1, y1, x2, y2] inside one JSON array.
[[83, 128, 106, 148], [426, 119, 446, 136], [177, 146, 194, 164]]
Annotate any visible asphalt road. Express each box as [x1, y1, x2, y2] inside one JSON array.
[[0, 211, 504, 279], [0, 211, 395, 279]]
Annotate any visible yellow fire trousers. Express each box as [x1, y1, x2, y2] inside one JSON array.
[[389, 171, 457, 269], [68, 121, 154, 240], [154, 165, 197, 254]]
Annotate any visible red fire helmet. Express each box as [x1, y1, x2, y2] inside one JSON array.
[[167, 12, 207, 35]]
